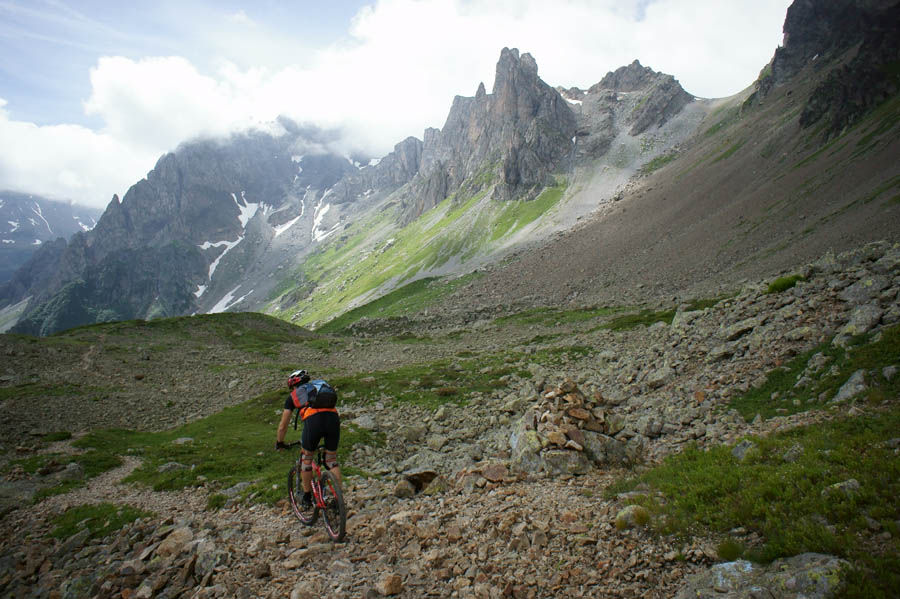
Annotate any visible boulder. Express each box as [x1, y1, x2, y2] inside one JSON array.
[[673, 553, 849, 599]]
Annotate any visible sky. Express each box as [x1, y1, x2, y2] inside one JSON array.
[[0, 0, 793, 209]]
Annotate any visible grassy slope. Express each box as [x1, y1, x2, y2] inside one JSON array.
[[609, 325, 900, 598], [268, 177, 568, 329], [5, 301, 898, 596]]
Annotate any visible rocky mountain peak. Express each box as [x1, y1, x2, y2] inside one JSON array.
[[596, 59, 659, 92], [402, 48, 576, 219], [752, 0, 899, 137]]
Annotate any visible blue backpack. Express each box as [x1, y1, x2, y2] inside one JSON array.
[[305, 379, 338, 409]]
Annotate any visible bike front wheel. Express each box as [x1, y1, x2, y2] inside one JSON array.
[[319, 470, 346, 541], [288, 465, 317, 526]]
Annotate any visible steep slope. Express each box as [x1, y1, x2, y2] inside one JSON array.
[[0, 123, 425, 335], [0, 192, 100, 283], [427, 0, 900, 316], [270, 53, 701, 328]]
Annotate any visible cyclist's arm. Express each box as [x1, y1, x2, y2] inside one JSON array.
[[276, 409, 293, 444]]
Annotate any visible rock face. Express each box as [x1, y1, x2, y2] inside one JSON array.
[[402, 48, 578, 219], [557, 59, 693, 162], [0, 191, 101, 283], [752, 0, 900, 137], [0, 125, 397, 335]]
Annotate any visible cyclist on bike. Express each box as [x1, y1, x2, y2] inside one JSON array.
[[275, 369, 342, 508]]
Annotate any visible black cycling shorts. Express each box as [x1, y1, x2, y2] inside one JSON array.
[[300, 411, 341, 452]]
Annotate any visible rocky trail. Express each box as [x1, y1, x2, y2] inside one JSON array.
[[2, 240, 899, 598]]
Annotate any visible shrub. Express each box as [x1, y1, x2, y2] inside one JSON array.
[[766, 275, 804, 294]]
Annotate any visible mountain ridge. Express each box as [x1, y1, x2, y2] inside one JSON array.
[[2, 0, 899, 336]]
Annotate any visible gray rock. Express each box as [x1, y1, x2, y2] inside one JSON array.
[[540, 449, 591, 475], [721, 316, 763, 341], [837, 303, 883, 340], [581, 431, 627, 466], [351, 415, 378, 431], [222, 481, 251, 497], [646, 365, 675, 389], [883, 365, 898, 381], [822, 478, 860, 498], [731, 440, 756, 462], [674, 553, 849, 599], [832, 370, 866, 402], [707, 343, 736, 363], [839, 275, 890, 305], [157, 462, 188, 473]]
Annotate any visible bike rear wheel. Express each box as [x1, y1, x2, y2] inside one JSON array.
[[319, 470, 346, 541], [288, 465, 317, 525]]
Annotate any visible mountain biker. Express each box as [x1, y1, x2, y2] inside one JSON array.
[[275, 369, 342, 508]]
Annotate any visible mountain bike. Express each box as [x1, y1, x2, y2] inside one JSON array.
[[286, 442, 346, 541]]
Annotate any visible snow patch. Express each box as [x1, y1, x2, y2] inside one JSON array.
[[31, 202, 52, 234], [7, 221, 18, 232], [231, 191, 259, 229], [199, 237, 244, 280], [73, 216, 95, 231], [194, 284, 208, 298], [368, 158, 381, 167], [312, 197, 339, 242], [2, 239, 13, 244], [32, 239, 42, 245], [274, 214, 302, 237], [208, 285, 254, 314], [566, 98, 583, 105]]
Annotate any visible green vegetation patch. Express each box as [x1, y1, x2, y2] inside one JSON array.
[[607, 407, 900, 597], [288, 174, 568, 329], [766, 274, 804, 294], [317, 272, 481, 334], [640, 152, 680, 175], [491, 181, 567, 241], [713, 138, 748, 163], [730, 325, 900, 421], [59, 312, 311, 358], [3, 450, 123, 501], [50, 503, 153, 540], [75, 388, 381, 506], [330, 355, 524, 409]]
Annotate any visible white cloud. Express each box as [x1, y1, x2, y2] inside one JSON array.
[[0, 98, 156, 207], [0, 0, 791, 208]]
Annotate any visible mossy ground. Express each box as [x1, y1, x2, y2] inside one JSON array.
[[608, 326, 900, 598], [50, 503, 153, 540]]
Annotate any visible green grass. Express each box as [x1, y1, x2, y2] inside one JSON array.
[[712, 139, 748, 163], [50, 503, 153, 540], [731, 325, 900, 421], [74, 388, 383, 506], [606, 406, 900, 597], [766, 274, 804, 294], [329, 356, 524, 409], [3, 449, 124, 501], [640, 152, 680, 174], [274, 175, 567, 329], [317, 272, 481, 334], [490, 181, 567, 241]]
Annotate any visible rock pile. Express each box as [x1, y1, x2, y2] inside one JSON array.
[[509, 379, 643, 475]]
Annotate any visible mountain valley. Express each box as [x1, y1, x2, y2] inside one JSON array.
[[1, 0, 899, 597]]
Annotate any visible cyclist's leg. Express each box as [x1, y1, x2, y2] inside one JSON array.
[[300, 415, 325, 492], [323, 412, 342, 487]]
